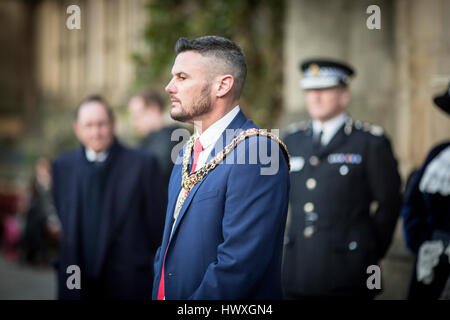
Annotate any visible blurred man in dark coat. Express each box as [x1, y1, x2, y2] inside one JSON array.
[[52, 95, 165, 300], [282, 59, 402, 298], [128, 89, 183, 192], [402, 83, 450, 299]]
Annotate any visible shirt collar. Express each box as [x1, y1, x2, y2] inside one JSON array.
[[312, 113, 348, 145], [194, 106, 240, 149], [85, 147, 109, 162]]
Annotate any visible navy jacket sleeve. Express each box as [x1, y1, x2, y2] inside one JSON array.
[[188, 137, 290, 299]]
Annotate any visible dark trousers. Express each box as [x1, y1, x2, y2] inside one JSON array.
[[81, 274, 103, 300], [408, 259, 450, 300]]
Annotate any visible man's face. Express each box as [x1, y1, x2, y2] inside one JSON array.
[[304, 86, 350, 122], [74, 101, 114, 152], [165, 51, 212, 123]]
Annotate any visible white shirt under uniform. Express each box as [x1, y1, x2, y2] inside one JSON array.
[[312, 113, 348, 146]]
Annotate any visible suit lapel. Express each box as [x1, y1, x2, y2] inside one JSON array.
[[161, 161, 182, 249], [168, 173, 208, 243]]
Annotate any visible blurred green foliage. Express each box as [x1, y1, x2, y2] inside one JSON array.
[[133, 0, 285, 128]]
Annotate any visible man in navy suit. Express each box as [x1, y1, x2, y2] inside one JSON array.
[[152, 36, 290, 300], [52, 95, 165, 299]]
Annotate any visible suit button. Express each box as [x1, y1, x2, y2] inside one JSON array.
[[309, 156, 319, 166], [304, 202, 314, 213], [305, 212, 318, 222], [339, 165, 349, 175], [306, 178, 317, 190], [348, 241, 358, 250], [168, 272, 175, 276], [303, 226, 315, 238]]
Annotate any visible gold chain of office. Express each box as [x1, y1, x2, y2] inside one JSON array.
[[177, 128, 291, 211]]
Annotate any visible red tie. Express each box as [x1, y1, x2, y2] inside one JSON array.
[[157, 138, 203, 300], [191, 138, 204, 173], [157, 246, 169, 300]]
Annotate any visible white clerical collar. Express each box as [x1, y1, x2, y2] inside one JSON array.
[[194, 106, 240, 149], [85, 147, 109, 162], [312, 113, 348, 146]]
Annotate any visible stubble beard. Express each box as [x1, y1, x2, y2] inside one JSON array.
[[170, 84, 212, 123]]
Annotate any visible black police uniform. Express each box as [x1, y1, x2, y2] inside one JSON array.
[[282, 117, 402, 297]]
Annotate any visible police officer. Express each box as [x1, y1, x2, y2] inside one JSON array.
[[282, 59, 402, 298]]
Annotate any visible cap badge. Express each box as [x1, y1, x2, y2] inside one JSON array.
[[309, 64, 320, 76]]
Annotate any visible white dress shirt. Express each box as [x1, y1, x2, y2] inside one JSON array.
[[170, 105, 241, 238], [85, 147, 108, 162], [312, 113, 348, 146]]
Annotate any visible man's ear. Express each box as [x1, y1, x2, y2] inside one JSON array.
[[215, 74, 234, 98], [340, 88, 351, 108], [73, 121, 81, 140]]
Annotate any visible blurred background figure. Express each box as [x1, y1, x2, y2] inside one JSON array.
[[282, 59, 402, 299], [1, 175, 28, 263], [51, 95, 165, 300], [21, 156, 60, 267], [402, 83, 450, 300], [128, 89, 183, 191], [2, 213, 22, 262]]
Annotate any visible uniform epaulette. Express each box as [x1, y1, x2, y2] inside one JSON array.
[[352, 119, 384, 136], [285, 121, 309, 135]]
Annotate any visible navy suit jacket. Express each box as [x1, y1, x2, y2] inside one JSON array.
[[152, 111, 290, 300], [52, 139, 165, 299]]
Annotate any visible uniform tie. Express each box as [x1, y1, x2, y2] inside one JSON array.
[[191, 138, 204, 173], [313, 130, 323, 151]]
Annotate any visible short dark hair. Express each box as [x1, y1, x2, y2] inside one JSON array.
[[75, 94, 115, 122], [135, 88, 165, 112], [175, 35, 247, 100]]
